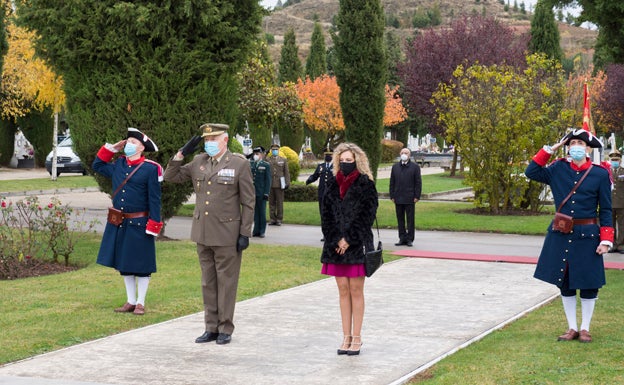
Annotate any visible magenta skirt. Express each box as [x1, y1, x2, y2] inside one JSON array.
[[321, 263, 366, 278]]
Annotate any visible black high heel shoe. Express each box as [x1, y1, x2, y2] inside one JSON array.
[[347, 336, 362, 356], [337, 335, 351, 355]]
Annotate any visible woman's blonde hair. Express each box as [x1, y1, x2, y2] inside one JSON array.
[[332, 142, 373, 180]]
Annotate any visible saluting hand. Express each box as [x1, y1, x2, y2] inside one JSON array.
[[112, 140, 127, 152]]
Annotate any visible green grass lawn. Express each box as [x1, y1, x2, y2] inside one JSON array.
[[410, 268, 624, 385], [0, 175, 97, 193], [178, 200, 554, 235]]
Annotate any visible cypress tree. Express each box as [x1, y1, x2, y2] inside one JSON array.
[[333, 0, 387, 176], [278, 28, 302, 84], [17, 1, 263, 226], [529, 0, 563, 62], [305, 22, 327, 80]]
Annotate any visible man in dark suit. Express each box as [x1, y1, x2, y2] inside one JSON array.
[[164, 123, 255, 345], [306, 150, 335, 240], [390, 147, 422, 247]]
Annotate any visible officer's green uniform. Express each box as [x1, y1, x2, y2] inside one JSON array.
[[251, 156, 271, 237]]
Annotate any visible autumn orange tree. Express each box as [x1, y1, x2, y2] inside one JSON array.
[[0, 20, 65, 165], [296, 75, 407, 152]]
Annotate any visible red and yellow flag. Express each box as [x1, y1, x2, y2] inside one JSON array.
[[582, 82, 595, 134]]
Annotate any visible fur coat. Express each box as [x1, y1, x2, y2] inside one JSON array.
[[320, 173, 378, 264]]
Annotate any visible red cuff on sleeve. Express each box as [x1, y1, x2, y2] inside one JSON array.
[[532, 149, 552, 166], [146, 219, 163, 236], [96, 146, 115, 162], [600, 226, 614, 243]]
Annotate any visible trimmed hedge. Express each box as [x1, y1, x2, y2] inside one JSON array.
[[285, 183, 318, 202]]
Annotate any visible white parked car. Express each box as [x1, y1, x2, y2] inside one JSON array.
[[45, 136, 86, 176]]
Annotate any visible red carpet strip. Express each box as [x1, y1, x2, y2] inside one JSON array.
[[393, 250, 624, 270]]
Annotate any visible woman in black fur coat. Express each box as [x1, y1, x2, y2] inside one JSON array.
[[320, 142, 378, 356]]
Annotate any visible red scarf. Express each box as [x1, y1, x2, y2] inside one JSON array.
[[336, 169, 360, 199]]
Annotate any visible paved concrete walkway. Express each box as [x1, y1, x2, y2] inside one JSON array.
[[0, 166, 583, 384]]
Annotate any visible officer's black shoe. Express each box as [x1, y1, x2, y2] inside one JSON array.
[[395, 241, 406, 246], [259, 234, 265, 238], [276, 222, 282, 226], [406, 242, 413, 247], [619, 249, 624, 254], [216, 333, 232, 345], [269, 221, 277, 225], [195, 331, 219, 343]]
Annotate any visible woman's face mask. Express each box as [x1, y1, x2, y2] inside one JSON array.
[[340, 161, 356, 175], [568, 145, 587, 161]]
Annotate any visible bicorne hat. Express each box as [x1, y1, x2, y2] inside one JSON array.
[[560, 128, 603, 149], [127, 127, 158, 152]]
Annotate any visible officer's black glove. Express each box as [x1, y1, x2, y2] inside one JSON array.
[[237, 235, 249, 252], [263, 194, 269, 201], [179, 135, 203, 157]]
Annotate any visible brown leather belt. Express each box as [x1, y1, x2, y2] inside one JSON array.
[[573, 218, 597, 225], [122, 211, 149, 219]]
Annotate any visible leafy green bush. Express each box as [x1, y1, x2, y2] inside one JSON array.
[[285, 183, 317, 202], [276, 146, 301, 181], [381, 139, 403, 162]]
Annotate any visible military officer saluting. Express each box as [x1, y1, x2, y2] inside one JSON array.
[[609, 150, 624, 253], [250, 146, 271, 238], [164, 123, 255, 345]]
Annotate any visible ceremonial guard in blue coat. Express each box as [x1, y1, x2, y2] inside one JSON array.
[[525, 129, 614, 343], [306, 150, 335, 241], [250, 146, 271, 238], [92, 128, 163, 316]]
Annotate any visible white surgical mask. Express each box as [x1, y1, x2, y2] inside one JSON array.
[[124, 142, 138, 157], [568, 145, 587, 161], [253, 154, 260, 161], [400, 154, 409, 162], [205, 141, 220, 157]]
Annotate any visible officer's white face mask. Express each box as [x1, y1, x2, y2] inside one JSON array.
[[253, 154, 260, 161]]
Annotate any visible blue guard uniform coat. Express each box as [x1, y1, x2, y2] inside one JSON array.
[[93, 146, 163, 274], [306, 160, 335, 213], [525, 149, 613, 289]]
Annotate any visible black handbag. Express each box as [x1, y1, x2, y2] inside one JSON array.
[[365, 218, 383, 277]]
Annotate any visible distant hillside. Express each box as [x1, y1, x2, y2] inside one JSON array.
[[262, 0, 597, 67]]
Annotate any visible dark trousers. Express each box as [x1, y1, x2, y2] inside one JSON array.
[[196, 244, 242, 335], [253, 197, 267, 236], [395, 203, 415, 242]]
